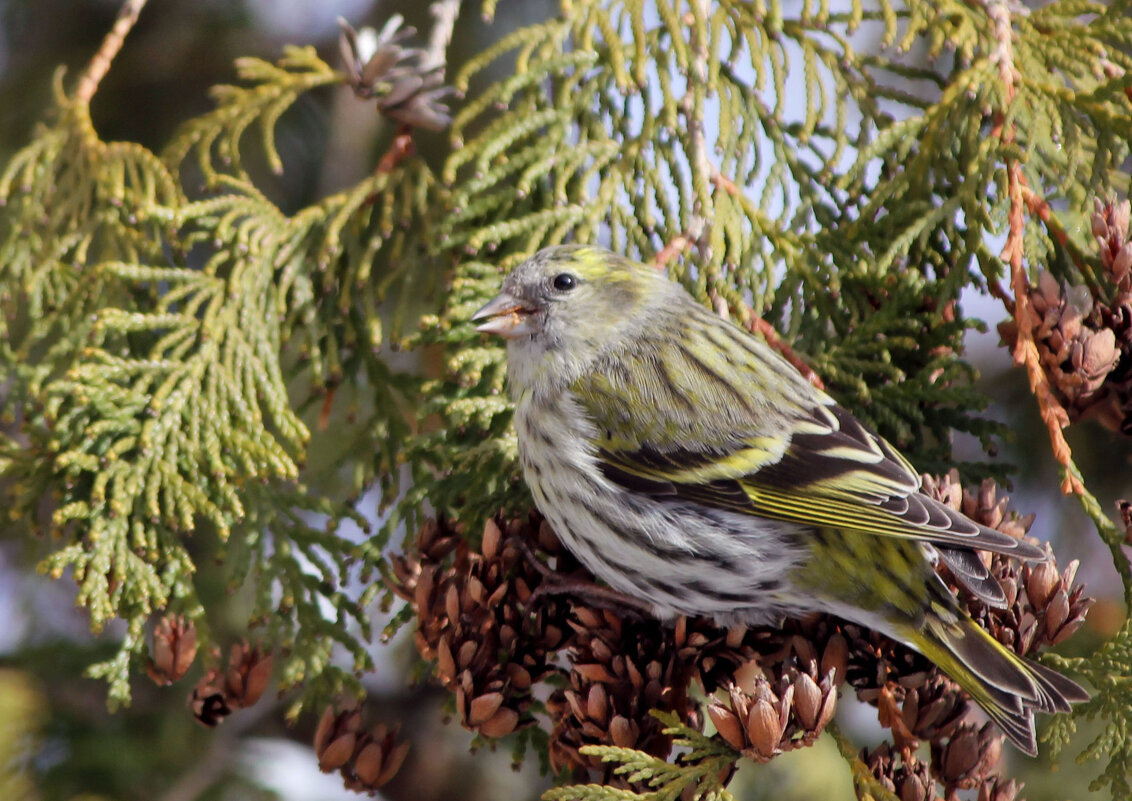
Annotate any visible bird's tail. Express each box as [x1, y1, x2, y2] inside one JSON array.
[[904, 614, 1088, 755]]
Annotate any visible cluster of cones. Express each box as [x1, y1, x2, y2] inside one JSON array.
[[146, 481, 1089, 798], [147, 615, 411, 795], [393, 469, 1091, 798], [146, 616, 274, 728], [313, 706, 410, 793], [187, 641, 274, 728], [1000, 198, 1132, 433]]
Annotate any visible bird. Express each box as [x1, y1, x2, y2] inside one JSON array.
[[472, 243, 1088, 755]]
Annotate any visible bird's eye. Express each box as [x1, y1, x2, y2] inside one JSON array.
[[552, 273, 577, 291]]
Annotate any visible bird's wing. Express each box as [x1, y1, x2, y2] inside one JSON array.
[[592, 398, 1045, 565], [570, 305, 1044, 587]]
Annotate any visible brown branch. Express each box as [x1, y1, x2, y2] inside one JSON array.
[[991, 2, 1083, 495], [685, 0, 712, 264], [653, 234, 692, 269], [750, 317, 826, 390], [318, 387, 336, 432], [421, 0, 462, 75], [377, 129, 415, 174], [711, 171, 741, 197], [75, 0, 148, 107], [363, 129, 416, 206]]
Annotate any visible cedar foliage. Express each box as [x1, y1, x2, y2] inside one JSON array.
[[2, 0, 1132, 797]]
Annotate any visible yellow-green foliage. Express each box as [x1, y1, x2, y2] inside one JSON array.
[[542, 713, 738, 801], [3, 0, 1132, 795]]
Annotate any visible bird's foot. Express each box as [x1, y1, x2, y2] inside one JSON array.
[[511, 536, 654, 620]]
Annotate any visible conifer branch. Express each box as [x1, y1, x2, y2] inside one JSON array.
[[6, 1, 1132, 795], [422, 0, 462, 74], [685, 0, 712, 263], [75, 0, 148, 106], [991, 0, 1084, 496]]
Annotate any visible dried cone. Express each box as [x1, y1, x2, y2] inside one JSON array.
[[345, 724, 411, 793], [923, 470, 1093, 656], [224, 641, 274, 708], [314, 706, 410, 793], [314, 707, 364, 772], [336, 17, 453, 130], [147, 615, 198, 685], [189, 668, 232, 727], [999, 197, 1132, 433], [186, 641, 274, 726], [897, 674, 968, 745], [931, 722, 1004, 796], [391, 514, 572, 739], [706, 658, 837, 763], [862, 742, 938, 801], [547, 605, 699, 783], [979, 777, 1023, 801]]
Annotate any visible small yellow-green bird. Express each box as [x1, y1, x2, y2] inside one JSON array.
[[473, 244, 1087, 755]]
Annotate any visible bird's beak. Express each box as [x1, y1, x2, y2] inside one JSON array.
[[472, 291, 536, 339]]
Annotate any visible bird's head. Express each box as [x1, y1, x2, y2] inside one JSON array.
[[473, 244, 672, 390], [473, 244, 664, 341]]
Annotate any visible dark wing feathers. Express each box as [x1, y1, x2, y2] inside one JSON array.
[[935, 546, 1008, 608], [594, 398, 1045, 564]]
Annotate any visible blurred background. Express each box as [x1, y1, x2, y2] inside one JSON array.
[[0, 1, 1127, 799]]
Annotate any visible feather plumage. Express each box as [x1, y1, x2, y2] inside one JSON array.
[[473, 244, 1088, 755]]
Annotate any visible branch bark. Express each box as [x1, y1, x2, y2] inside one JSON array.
[[75, 0, 148, 107], [422, 0, 462, 75], [990, 0, 1083, 495]]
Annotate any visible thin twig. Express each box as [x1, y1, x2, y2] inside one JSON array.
[[421, 0, 462, 75], [685, 0, 713, 261], [363, 128, 417, 205], [749, 317, 826, 390], [75, 0, 148, 106], [377, 129, 415, 174], [653, 233, 693, 269], [990, 1, 1083, 495]]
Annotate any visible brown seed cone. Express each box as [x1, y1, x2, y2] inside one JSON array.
[[224, 641, 274, 709], [683, 612, 949, 758], [931, 722, 1004, 796], [315, 705, 410, 793], [1092, 197, 1131, 285], [706, 662, 838, 763], [922, 471, 1093, 656], [147, 615, 198, 686], [841, 623, 935, 702], [344, 724, 411, 793], [978, 777, 1023, 801], [897, 674, 969, 745], [547, 605, 699, 784], [1000, 197, 1132, 433], [186, 641, 273, 725], [862, 742, 938, 801], [681, 616, 844, 761], [189, 667, 233, 727], [392, 513, 574, 739], [314, 706, 364, 772]]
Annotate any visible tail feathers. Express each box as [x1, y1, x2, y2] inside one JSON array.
[[910, 616, 1088, 756], [1028, 658, 1091, 712]]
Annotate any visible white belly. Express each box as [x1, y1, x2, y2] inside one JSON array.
[[513, 389, 808, 626]]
